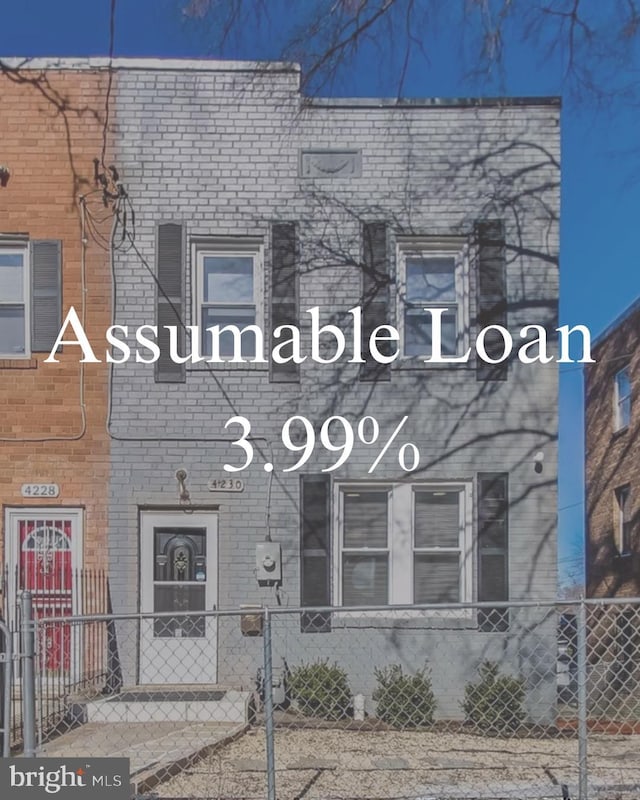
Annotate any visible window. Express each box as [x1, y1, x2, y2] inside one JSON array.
[[153, 528, 207, 638], [335, 483, 471, 607], [397, 240, 468, 358], [614, 367, 631, 431], [0, 245, 29, 357], [414, 490, 463, 604], [194, 242, 263, 358], [341, 490, 389, 606], [615, 486, 631, 554]]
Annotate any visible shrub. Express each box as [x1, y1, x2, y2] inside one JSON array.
[[288, 660, 352, 720], [373, 664, 436, 728], [463, 661, 526, 733]]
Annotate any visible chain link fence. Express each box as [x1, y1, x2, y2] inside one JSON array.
[[2, 597, 640, 799]]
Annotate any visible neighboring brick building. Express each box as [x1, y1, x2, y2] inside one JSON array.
[[586, 299, 640, 597], [1, 59, 560, 721], [0, 65, 112, 637]]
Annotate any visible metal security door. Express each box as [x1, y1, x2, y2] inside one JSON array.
[[139, 512, 218, 684], [5, 509, 82, 676]]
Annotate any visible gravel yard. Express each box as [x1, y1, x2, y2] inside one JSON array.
[[157, 727, 640, 799]]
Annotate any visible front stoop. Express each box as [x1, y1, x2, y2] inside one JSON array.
[[80, 688, 253, 725]]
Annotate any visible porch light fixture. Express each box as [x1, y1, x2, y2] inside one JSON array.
[[0, 166, 10, 187], [175, 469, 191, 503]]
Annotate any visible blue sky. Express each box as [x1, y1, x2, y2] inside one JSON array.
[[3, 0, 639, 589]]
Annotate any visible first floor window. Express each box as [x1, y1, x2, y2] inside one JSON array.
[[615, 485, 631, 554], [336, 483, 471, 607], [341, 489, 389, 605], [0, 245, 28, 356], [413, 489, 463, 603], [194, 242, 263, 358]]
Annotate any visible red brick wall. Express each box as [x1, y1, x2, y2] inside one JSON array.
[[0, 69, 111, 587], [585, 305, 640, 597]]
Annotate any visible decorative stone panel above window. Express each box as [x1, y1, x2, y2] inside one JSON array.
[[300, 149, 362, 178]]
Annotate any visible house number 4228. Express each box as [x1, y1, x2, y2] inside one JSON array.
[[21, 484, 60, 498]]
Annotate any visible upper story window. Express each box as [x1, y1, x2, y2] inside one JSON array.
[[397, 240, 468, 358], [615, 485, 631, 554], [0, 245, 29, 357], [335, 482, 472, 607], [194, 242, 263, 359], [614, 367, 631, 431]]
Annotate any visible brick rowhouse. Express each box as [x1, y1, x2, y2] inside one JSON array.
[[586, 301, 640, 597], [0, 66, 112, 618]]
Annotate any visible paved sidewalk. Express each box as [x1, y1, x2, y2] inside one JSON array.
[[40, 721, 246, 790]]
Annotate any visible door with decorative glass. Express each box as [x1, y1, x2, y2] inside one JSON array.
[[139, 511, 218, 684]]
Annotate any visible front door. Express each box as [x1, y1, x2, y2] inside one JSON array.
[[5, 508, 83, 675], [139, 511, 218, 685]]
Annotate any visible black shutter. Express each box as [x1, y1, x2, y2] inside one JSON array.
[[271, 222, 299, 382], [300, 475, 331, 632], [30, 240, 62, 353], [360, 222, 391, 381], [477, 472, 509, 631], [476, 221, 508, 381], [155, 223, 185, 383]]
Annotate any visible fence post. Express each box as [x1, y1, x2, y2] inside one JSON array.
[[577, 598, 588, 800], [0, 621, 12, 757], [263, 608, 277, 800], [20, 592, 37, 758]]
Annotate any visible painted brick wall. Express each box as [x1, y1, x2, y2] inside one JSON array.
[[0, 70, 112, 604], [102, 64, 559, 714], [586, 305, 640, 597]]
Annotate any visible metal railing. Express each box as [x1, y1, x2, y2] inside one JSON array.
[[2, 595, 640, 799]]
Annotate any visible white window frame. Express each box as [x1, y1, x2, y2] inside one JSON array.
[[332, 482, 473, 616], [192, 239, 264, 359], [615, 485, 631, 554], [396, 238, 469, 360], [0, 242, 30, 359], [613, 367, 631, 431]]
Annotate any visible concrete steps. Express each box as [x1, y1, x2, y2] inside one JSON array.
[[80, 687, 253, 725]]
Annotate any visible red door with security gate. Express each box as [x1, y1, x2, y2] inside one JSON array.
[[19, 517, 74, 671]]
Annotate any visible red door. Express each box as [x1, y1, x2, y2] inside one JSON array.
[[19, 518, 74, 671]]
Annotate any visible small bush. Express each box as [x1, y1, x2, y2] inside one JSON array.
[[288, 660, 352, 720], [463, 661, 526, 732], [373, 664, 436, 728]]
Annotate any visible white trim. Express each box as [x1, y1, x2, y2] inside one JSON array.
[[0, 243, 30, 359], [332, 482, 473, 617], [396, 239, 470, 361], [0, 57, 299, 73]]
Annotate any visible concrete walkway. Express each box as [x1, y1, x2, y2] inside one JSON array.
[[40, 721, 247, 791]]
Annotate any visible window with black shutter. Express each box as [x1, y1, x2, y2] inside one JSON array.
[[0, 237, 62, 358]]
